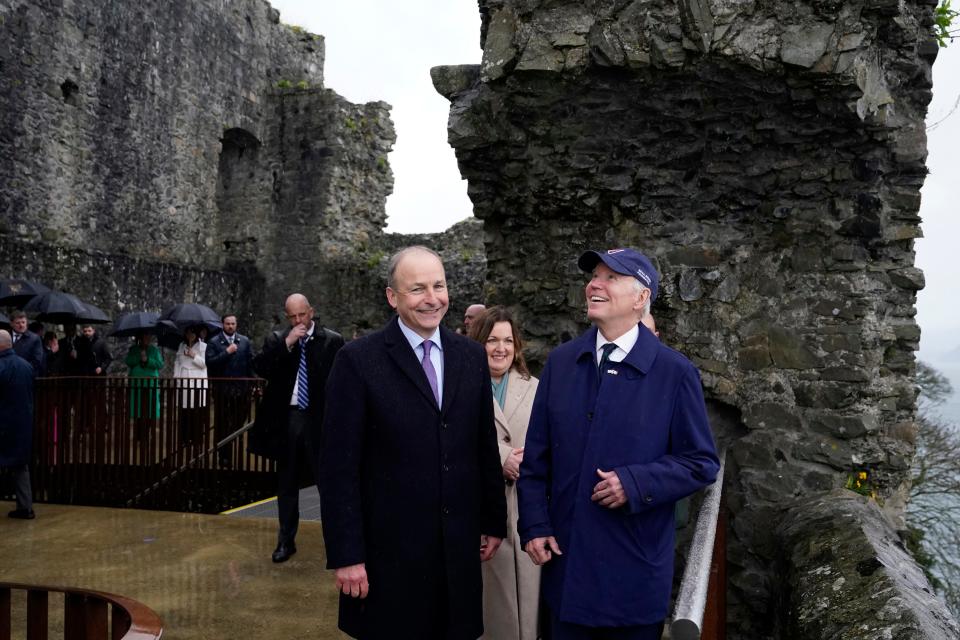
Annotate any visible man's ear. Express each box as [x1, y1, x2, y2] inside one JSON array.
[[385, 287, 398, 310], [633, 287, 650, 312]]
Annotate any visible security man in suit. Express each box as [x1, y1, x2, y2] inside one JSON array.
[[252, 294, 343, 563], [10, 311, 43, 376], [206, 314, 255, 464]]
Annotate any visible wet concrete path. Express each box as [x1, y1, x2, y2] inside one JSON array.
[[0, 500, 345, 639]]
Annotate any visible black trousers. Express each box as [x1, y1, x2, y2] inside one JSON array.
[[276, 407, 317, 545]]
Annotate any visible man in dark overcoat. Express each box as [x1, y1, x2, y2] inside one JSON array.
[[518, 248, 720, 639], [206, 314, 255, 464], [251, 294, 343, 562], [10, 311, 43, 376], [0, 330, 37, 519], [205, 314, 254, 378], [320, 246, 507, 640]]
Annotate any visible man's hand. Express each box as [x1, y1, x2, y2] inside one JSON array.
[[334, 563, 369, 599], [502, 447, 524, 481], [479, 535, 502, 562], [226, 343, 238, 354], [523, 536, 562, 566], [591, 468, 626, 509], [285, 323, 308, 349]]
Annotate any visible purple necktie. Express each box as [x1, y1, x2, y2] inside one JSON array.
[[421, 339, 440, 405]]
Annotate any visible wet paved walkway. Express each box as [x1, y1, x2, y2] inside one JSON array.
[[0, 499, 345, 639]]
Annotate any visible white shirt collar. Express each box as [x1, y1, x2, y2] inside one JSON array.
[[595, 324, 639, 363], [397, 317, 442, 352]]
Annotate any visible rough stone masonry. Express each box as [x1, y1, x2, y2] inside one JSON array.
[[0, 0, 413, 341], [433, 0, 954, 637]]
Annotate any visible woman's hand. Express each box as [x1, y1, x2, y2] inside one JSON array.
[[502, 447, 524, 481]]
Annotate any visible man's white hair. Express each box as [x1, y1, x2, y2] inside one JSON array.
[[632, 279, 652, 317]]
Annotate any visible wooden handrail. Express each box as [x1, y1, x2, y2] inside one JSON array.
[[0, 582, 162, 640]]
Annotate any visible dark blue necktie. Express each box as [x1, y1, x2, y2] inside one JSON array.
[[296, 337, 309, 409], [598, 343, 617, 383]]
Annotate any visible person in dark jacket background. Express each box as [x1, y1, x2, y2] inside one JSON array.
[[76, 324, 112, 375], [0, 330, 37, 519], [206, 314, 255, 465], [10, 311, 43, 376], [252, 294, 343, 563]]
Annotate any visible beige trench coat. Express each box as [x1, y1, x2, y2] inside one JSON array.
[[482, 370, 541, 640]]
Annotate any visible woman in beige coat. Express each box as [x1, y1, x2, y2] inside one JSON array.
[[471, 307, 541, 640]]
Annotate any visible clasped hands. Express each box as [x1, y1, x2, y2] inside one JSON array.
[[334, 535, 502, 599]]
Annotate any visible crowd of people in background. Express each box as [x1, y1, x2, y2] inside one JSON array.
[[2, 244, 720, 640]]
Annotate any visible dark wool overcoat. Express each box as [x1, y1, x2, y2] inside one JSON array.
[[0, 349, 35, 467], [250, 325, 343, 461], [320, 318, 507, 640], [517, 325, 720, 627], [205, 332, 254, 378]]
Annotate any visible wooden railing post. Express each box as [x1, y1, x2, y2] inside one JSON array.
[[26, 589, 48, 640], [0, 585, 11, 640]]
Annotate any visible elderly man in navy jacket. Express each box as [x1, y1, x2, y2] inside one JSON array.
[[518, 248, 719, 639]]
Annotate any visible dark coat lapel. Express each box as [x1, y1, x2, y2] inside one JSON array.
[[384, 317, 440, 410], [439, 326, 462, 417]]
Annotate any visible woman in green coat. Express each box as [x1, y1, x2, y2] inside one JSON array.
[[126, 332, 163, 420]]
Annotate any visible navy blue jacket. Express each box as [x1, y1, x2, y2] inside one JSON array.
[[12, 331, 43, 377], [320, 317, 507, 640], [205, 332, 254, 378], [517, 325, 719, 627], [0, 349, 35, 467]]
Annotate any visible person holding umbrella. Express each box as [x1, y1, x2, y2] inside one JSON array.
[[125, 331, 163, 426], [174, 325, 208, 445]]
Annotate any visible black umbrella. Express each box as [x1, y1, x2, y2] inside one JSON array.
[[23, 291, 89, 324], [0, 311, 9, 329], [155, 318, 220, 350], [78, 302, 111, 324], [0, 278, 51, 307], [158, 303, 222, 334], [109, 311, 161, 338]]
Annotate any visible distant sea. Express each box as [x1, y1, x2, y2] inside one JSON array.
[[926, 361, 960, 428]]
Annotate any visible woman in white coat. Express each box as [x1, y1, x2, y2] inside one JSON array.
[[174, 325, 207, 444], [471, 307, 541, 640]]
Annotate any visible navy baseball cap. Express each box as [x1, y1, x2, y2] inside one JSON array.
[[578, 248, 659, 302]]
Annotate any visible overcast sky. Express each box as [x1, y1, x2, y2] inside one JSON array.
[[269, 1, 959, 356]]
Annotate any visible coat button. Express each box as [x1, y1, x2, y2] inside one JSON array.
[[587, 412, 593, 420], [443, 464, 450, 472], [504, 435, 511, 443], [441, 422, 448, 429], [443, 507, 450, 515], [644, 495, 653, 503]]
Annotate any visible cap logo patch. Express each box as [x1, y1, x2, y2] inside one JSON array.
[[607, 249, 625, 254]]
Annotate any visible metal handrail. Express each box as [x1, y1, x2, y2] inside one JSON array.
[[0, 581, 163, 639], [671, 449, 727, 640]]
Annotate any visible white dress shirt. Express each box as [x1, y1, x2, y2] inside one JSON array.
[[398, 317, 444, 406]]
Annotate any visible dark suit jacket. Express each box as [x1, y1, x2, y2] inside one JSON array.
[[12, 331, 43, 377], [250, 324, 343, 460], [320, 317, 507, 640], [205, 332, 254, 378]]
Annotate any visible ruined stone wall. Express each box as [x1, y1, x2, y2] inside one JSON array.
[[0, 0, 323, 262], [0, 0, 400, 344], [434, 0, 940, 636]]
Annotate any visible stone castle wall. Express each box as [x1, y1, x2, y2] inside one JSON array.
[[0, 0, 403, 340], [434, 0, 942, 636]]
